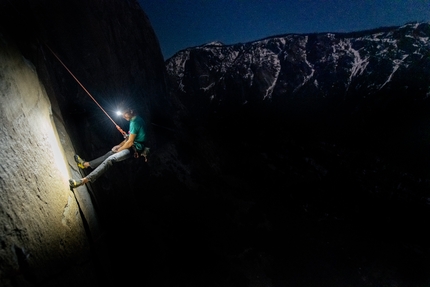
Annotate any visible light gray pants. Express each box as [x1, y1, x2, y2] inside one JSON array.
[[86, 149, 132, 182]]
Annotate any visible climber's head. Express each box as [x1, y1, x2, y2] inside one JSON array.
[[121, 108, 135, 121]]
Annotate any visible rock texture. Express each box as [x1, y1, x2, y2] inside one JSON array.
[[0, 0, 174, 286], [0, 32, 99, 286]]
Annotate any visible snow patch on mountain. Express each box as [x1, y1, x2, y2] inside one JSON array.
[[202, 41, 224, 47], [380, 54, 409, 89]]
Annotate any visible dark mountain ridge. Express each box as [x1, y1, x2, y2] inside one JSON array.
[[163, 23, 430, 285], [181, 24, 402, 53], [166, 22, 430, 170]]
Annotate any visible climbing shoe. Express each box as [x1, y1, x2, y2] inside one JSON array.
[[69, 179, 84, 189], [74, 154, 86, 169], [142, 147, 150, 162]]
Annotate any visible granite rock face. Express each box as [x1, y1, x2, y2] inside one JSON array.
[[0, 33, 99, 286], [0, 0, 176, 286]]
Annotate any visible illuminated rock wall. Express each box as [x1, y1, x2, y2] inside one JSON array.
[[0, 35, 100, 287], [0, 0, 223, 286], [0, 0, 175, 286]]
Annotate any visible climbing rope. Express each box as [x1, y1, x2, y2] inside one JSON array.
[[44, 43, 127, 138]]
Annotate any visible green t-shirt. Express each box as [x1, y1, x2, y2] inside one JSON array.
[[129, 115, 146, 151]]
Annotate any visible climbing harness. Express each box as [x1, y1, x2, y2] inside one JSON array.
[[44, 43, 127, 138], [132, 146, 150, 162]]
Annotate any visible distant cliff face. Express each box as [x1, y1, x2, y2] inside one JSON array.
[[166, 23, 430, 124], [163, 26, 430, 287]]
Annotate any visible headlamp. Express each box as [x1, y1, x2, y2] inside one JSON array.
[[116, 111, 122, 116]]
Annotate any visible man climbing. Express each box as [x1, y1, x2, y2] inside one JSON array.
[[69, 108, 149, 189]]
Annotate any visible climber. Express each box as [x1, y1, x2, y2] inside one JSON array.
[[69, 108, 149, 189]]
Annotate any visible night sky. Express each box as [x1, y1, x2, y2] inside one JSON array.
[[138, 0, 430, 60]]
